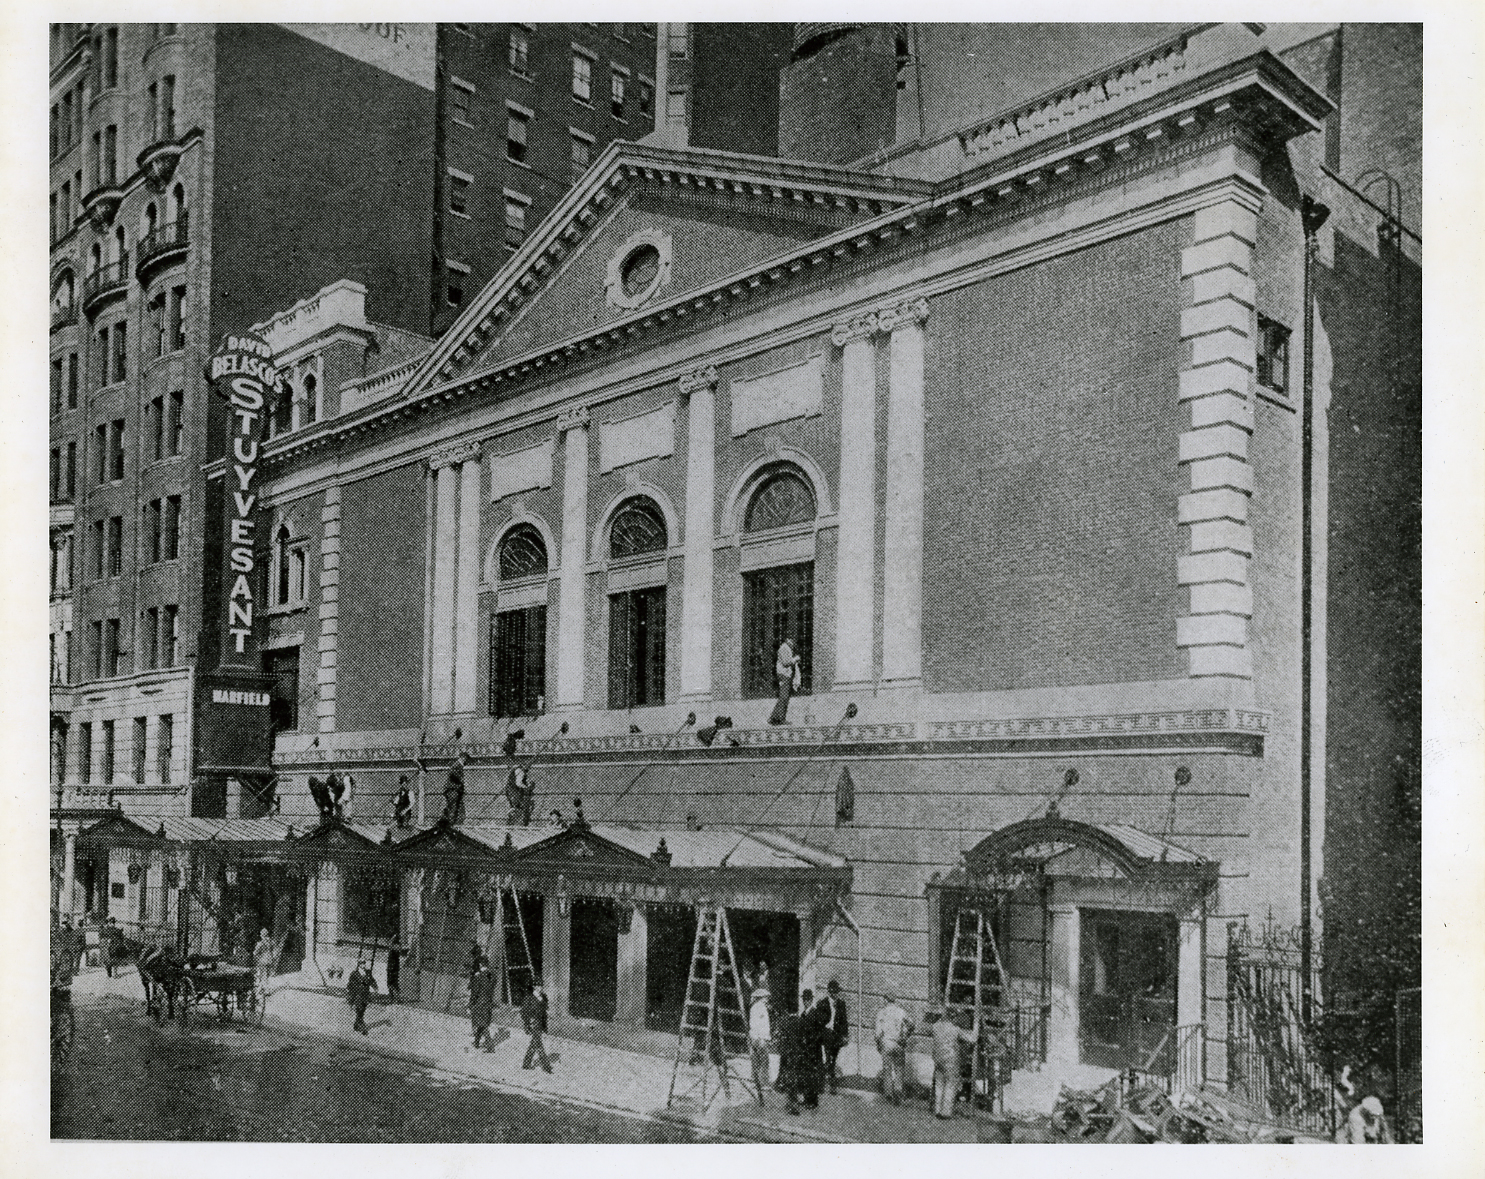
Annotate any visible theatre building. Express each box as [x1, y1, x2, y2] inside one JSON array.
[[79, 27, 1418, 1112]]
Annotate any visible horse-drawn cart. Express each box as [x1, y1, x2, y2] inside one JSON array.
[[139, 950, 263, 1027]]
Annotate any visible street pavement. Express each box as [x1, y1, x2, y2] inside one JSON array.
[[64, 965, 983, 1142]]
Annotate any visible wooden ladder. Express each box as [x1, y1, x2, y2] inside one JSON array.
[[943, 906, 1010, 1109], [667, 906, 755, 1111], [497, 885, 536, 1005]]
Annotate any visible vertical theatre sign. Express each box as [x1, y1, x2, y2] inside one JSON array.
[[209, 332, 275, 667], [193, 332, 278, 814]]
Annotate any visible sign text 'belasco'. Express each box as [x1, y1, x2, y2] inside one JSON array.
[[207, 332, 276, 668]]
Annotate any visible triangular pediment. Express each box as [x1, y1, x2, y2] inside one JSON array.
[[401, 143, 931, 397], [392, 821, 499, 861], [77, 813, 160, 847], [295, 820, 379, 850], [515, 825, 655, 870]]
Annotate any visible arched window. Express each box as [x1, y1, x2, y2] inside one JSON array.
[[270, 379, 293, 437], [143, 202, 158, 241], [302, 372, 318, 425], [89, 243, 102, 276], [741, 467, 817, 699], [171, 182, 186, 225], [491, 524, 549, 717], [607, 496, 667, 708], [609, 496, 667, 558], [112, 225, 126, 266], [271, 523, 308, 608], [499, 523, 548, 580]]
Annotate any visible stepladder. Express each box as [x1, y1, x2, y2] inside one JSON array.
[[943, 906, 1010, 1111], [667, 905, 757, 1111], [496, 884, 536, 1006]]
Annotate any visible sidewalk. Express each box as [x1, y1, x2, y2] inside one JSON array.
[[75, 966, 980, 1142]]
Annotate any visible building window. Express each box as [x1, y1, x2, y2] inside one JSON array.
[[169, 284, 187, 352], [104, 617, 121, 676], [272, 525, 309, 607], [60, 181, 70, 232], [572, 51, 593, 103], [51, 103, 60, 158], [302, 373, 318, 425], [506, 108, 529, 163], [105, 418, 124, 481], [668, 25, 689, 58], [449, 80, 473, 127], [163, 495, 180, 560], [144, 606, 158, 667], [448, 173, 470, 215], [89, 620, 103, 677], [741, 470, 818, 698], [271, 380, 292, 436], [508, 27, 530, 75], [148, 396, 164, 462], [161, 74, 176, 139], [145, 499, 161, 563], [78, 722, 92, 783], [66, 442, 77, 498], [638, 80, 654, 119], [149, 292, 166, 358], [264, 646, 300, 733], [570, 131, 592, 182], [68, 352, 78, 408], [343, 868, 400, 940], [104, 124, 117, 186], [50, 448, 60, 501], [504, 192, 528, 247], [133, 717, 147, 783], [52, 358, 64, 414], [167, 391, 183, 456], [111, 321, 127, 384], [101, 719, 115, 783], [102, 26, 118, 89], [89, 521, 104, 581], [446, 266, 465, 308], [157, 714, 172, 783], [610, 70, 627, 120], [607, 498, 668, 709], [162, 605, 178, 666], [1257, 316, 1291, 395], [106, 515, 123, 577], [491, 524, 549, 718]]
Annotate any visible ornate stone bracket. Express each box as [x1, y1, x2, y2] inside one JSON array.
[[84, 187, 124, 231], [677, 364, 718, 397], [831, 296, 929, 346], [556, 405, 591, 433], [138, 140, 185, 191]]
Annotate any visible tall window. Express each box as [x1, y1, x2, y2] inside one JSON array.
[[78, 722, 92, 783], [66, 442, 77, 498], [508, 27, 530, 75], [272, 525, 308, 607], [111, 321, 127, 384], [144, 499, 161, 563], [607, 498, 668, 709], [163, 495, 180, 560], [572, 51, 593, 102], [504, 192, 528, 247], [491, 524, 548, 717], [101, 719, 115, 783], [133, 717, 148, 783], [168, 285, 186, 351], [1257, 316, 1291, 395], [89, 620, 102, 677], [167, 391, 183, 456], [611, 70, 627, 119], [302, 373, 318, 425], [148, 396, 164, 462], [149, 292, 166, 358], [108, 419, 125, 481], [162, 604, 179, 665], [102, 26, 118, 89], [104, 617, 121, 675], [104, 124, 117, 186], [106, 515, 123, 577], [271, 380, 293, 435], [448, 174, 469, 214], [89, 521, 104, 580], [449, 81, 472, 127], [157, 714, 173, 783], [68, 352, 78, 408], [160, 75, 175, 139], [264, 647, 300, 732], [570, 132, 592, 182], [741, 470, 817, 698], [143, 606, 159, 667], [506, 108, 529, 163]]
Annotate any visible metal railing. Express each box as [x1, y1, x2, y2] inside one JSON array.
[[137, 213, 190, 271], [83, 254, 130, 307]]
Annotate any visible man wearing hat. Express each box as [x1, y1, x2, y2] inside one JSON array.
[[875, 992, 913, 1104], [747, 973, 772, 1106], [346, 959, 377, 1035], [817, 979, 850, 1095]]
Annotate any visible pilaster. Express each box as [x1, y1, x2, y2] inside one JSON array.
[[555, 407, 591, 710], [831, 313, 879, 689], [880, 296, 929, 689], [315, 486, 341, 732], [454, 446, 484, 714], [678, 366, 717, 701], [428, 458, 459, 714]]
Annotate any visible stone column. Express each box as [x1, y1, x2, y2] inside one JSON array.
[[678, 365, 717, 701], [832, 313, 879, 688], [543, 892, 572, 1021], [880, 297, 929, 688], [555, 407, 591, 710], [453, 445, 484, 715], [428, 456, 460, 715], [62, 831, 76, 918], [616, 904, 648, 1024]]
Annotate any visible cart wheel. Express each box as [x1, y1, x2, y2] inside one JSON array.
[[178, 978, 195, 1027]]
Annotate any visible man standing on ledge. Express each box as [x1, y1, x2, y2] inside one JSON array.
[[768, 637, 801, 725], [443, 753, 466, 825]]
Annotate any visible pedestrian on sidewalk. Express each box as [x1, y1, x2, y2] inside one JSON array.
[[386, 933, 402, 1004], [469, 955, 495, 1050], [253, 928, 275, 997], [797, 988, 824, 1109], [747, 981, 772, 1106], [775, 994, 805, 1115], [874, 993, 913, 1105], [521, 976, 553, 1072], [930, 1007, 978, 1118], [347, 959, 377, 1035], [817, 980, 849, 1095]]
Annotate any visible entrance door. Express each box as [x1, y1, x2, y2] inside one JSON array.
[[569, 898, 619, 1021], [1078, 909, 1177, 1072], [645, 905, 696, 1030]]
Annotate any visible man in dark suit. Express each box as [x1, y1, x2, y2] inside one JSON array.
[[521, 976, 552, 1072], [774, 993, 805, 1114], [346, 959, 376, 1034], [797, 987, 825, 1109], [469, 954, 495, 1049], [817, 979, 850, 1095]]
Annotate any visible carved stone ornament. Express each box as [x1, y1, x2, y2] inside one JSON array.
[[875, 296, 930, 334], [85, 188, 124, 232], [138, 141, 185, 192], [678, 364, 718, 396], [830, 312, 880, 347], [556, 405, 591, 432], [428, 439, 483, 470]]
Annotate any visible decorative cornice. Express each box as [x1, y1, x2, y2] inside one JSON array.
[[677, 364, 718, 396], [427, 439, 482, 470], [556, 405, 591, 432]]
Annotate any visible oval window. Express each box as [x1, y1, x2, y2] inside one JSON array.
[[620, 244, 661, 299]]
